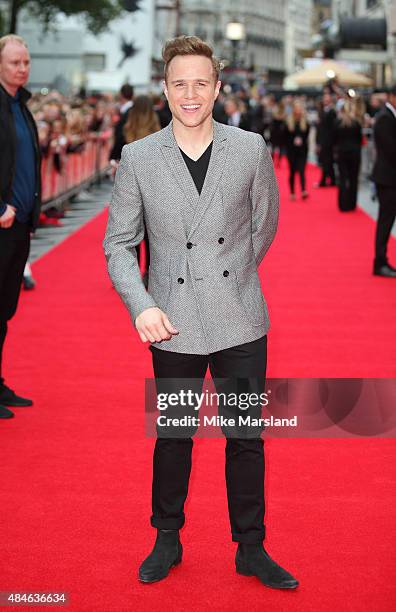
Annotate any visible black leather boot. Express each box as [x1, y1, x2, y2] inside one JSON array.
[[138, 530, 182, 583], [236, 543, 299, 589]]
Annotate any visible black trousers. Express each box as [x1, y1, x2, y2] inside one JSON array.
[[337, 151, 361, 211], [287, 152, 307, 194], [149, 335, 267, 544], [0, 221, 30, 386], [375, 185, 396, 266], [320, 147, 336, 185]]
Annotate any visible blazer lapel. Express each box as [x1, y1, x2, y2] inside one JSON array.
[[187, 121, 229, 240], [158, 120, 229, 238], [159, 122, 200, 212]]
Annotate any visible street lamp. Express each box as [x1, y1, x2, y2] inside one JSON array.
[[226, 21, 245, 69]]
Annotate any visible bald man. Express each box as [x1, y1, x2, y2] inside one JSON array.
[[0, 35, 41, 419]]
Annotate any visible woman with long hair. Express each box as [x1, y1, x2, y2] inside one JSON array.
[[285, 101, 310, 200], [123, 95, 160, 144], [123, 96, 161, 286], [333, 98, 363, 212]]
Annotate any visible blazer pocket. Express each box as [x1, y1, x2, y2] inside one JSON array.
[[235, 260, 266, 326], [147, 257, 171, 312]]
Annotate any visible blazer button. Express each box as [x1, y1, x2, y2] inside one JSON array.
[[223, 270, 229, 277], [218, 237, 224, 244], [186, 242, 193, 249], [177, 277, 184, 284]]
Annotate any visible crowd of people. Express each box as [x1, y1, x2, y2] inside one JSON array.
[[15, 77, 394, 288], [27, 79, 389, 220], [30, 91, 114, 155], [106, 82, 389, 212]]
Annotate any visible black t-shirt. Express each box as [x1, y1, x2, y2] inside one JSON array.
[[179, 142, 213, 195]]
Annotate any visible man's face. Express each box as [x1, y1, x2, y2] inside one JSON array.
[[163, 54, 221, 129], [224, 99, 238, 116], [43, 103, 60, 122], [0, 42, 30, 92], [389, 94, 396, 109]]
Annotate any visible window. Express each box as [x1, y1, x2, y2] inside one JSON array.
[[83, 54, 105, 71]]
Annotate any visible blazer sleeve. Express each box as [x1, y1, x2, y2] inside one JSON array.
[[103, 144, 158, 325], [250, 134, 280, 266]]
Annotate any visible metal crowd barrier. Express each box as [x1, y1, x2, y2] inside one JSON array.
[[40, 130, 112, 210]]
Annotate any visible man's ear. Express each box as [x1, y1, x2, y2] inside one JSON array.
[[214, 80, 222, 100], [162, 79, 168, 100]]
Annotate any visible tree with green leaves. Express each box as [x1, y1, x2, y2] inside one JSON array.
[[8, 1, 142, 36]]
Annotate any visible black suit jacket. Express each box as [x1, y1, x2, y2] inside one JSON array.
[[227, 112, 252, 132], [0, 84, 42, 230], [371, 106, 396, 187], [333, 119, 362, 155], [316, 107, 337, 149], [109, 107, 130, 161], [285, 121, 310, 157]]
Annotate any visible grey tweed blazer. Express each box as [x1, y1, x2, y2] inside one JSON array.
[[103, 119, 279, 355]]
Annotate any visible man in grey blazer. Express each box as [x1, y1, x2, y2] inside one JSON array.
[[103, 36, 298, 589]]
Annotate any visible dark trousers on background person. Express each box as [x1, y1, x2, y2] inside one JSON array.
[[375, 185, 396, 267], [287, 152, 307, 194], [0, 221, 30, 386], [149, 335, 267, 544], [319, 148, 336, 186], [337, 151, 361, 211]]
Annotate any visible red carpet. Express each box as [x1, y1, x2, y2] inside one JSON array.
[[266, 162, 396, 377], [1, 164, 396, 611]]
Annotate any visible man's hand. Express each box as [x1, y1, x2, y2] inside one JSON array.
[[110, 159, 119, 178], [135, 307, 179, 343], [0, 205, 16, 228]]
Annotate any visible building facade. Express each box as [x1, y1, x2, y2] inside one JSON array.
[[334, 0, 396, 84], [284, 0, 314, 74], [2, 1, 154, 93], [311, 0, 333, 34], [154, 0, 287, 84]]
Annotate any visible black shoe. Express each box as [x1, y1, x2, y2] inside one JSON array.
[[373, 264, 396, 278], [236, 543, 299, 589], [138, 529, 182, 583], [0, 385, 33, 407], [0, 404, 14, 419]]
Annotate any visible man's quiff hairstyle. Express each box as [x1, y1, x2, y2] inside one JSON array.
[[0, 34, 29, 59], [162, 35, 221, 82]]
